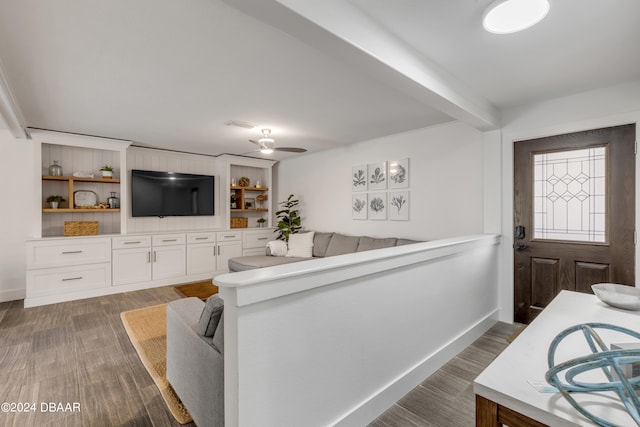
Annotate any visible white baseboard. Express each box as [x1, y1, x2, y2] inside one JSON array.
[[334, 310, 500, 427], [0, 287, 26, 303]]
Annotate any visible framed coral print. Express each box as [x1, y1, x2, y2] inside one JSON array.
[[368, 192, 387, 220], [352, 165, 367, 192], [352, 194, 367, 220], [368, 162, 387, 191], [388, 191, 409, 221], [388, 158, 409, 189]]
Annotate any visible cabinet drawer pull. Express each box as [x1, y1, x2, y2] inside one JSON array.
[[257, 237, 268, 241], [61, 250, 83, 254], [124, 241, 142, 245], [147, 251, 151, 263], [162, 239, 178, 242], [223, 235, 236, 239], [62, 277, 83, 281], [195, 237, 209, 240], [153, 251, 157, 262]]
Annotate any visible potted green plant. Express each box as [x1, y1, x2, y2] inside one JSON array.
[[275, 194, 301, 241], [257, 217, 267, 228], [230, 193, 237, 209], [46, 195, 66, 209], [100, 165, 114, 178]]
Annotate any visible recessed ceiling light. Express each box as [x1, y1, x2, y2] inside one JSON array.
[[483, 0, 550, 34]]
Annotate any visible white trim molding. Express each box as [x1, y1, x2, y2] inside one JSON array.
[[0, 57, 27, 138]]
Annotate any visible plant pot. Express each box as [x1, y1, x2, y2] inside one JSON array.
[[102, 170, 113, 178], [49, 201, 59, 209]]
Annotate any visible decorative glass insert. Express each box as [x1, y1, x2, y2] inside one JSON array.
[[533, 147, 606, 242]]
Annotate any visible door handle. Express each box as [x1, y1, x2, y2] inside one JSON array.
[[513, 242, 528, 252]]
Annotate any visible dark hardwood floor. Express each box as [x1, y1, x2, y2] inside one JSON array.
[[0, 287, 518, 426]]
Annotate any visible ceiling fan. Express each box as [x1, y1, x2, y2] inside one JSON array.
[[249, 129, 307, 154]]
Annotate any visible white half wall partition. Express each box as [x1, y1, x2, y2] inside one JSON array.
[[215, 234, 501, 426]]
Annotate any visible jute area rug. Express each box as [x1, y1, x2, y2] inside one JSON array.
[[120, 304, 192, 424]]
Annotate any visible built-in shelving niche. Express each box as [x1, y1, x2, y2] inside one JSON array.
[[41, 143, 121, 237]]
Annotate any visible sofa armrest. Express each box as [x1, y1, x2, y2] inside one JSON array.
[[166, 297, 224, 427]]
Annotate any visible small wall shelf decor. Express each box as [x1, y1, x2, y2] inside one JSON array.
[[42, 176, 121, 213]]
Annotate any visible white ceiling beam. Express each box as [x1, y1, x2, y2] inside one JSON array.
[[0, 56, 27, 138], [225, 0, 501, 130]]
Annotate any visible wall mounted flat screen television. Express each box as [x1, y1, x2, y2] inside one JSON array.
[[131, 169, 215, 217]]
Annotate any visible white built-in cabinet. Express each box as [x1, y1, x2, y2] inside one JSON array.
[[26, 138, 278, 308]]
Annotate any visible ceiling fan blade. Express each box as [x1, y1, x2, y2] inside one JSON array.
[[249, 139, 261, 147], [274, 147, 307, 153]]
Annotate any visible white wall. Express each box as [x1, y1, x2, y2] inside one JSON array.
[[275, 121, 485, 241], [498, 79, 640, 322], [0, 130, 36, 301]]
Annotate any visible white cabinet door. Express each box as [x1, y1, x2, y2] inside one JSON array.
[[153, 245, 186, 280], [216, 241, 242, 272], [187, 243, 216, 276], [113, 248, 152, 286]]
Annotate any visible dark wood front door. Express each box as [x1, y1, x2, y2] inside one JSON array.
[[514, 124, 635, 324]]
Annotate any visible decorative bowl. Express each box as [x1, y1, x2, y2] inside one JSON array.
[[592, 283, 640, 310]]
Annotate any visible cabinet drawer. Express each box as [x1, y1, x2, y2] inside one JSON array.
[[217, 231, 241, 242], [112, 235, 152, 249], [27, 263, 111, 297], [187, 232, 216, 244], [243, 230, 275, 249], [27, 238, 111, 269], [152, 233, 186, 246]]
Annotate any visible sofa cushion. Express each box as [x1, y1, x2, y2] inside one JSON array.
[[325, 233, 360, 257], [396, 238, 421, 246], [357, 236, 397, 252], [286, 232, 315, 257], [267, 240, 288, 257], [212, 312, 224, 354], [228, 255, 310, 271], [312, 232, 334, 257], [198, 295, 224, 337]]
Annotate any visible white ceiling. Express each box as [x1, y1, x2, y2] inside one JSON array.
[[0, 0, 638, 159]]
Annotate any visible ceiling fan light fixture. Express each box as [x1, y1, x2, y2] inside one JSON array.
[[259, 137, 275, 154], [483, 0, 550, 34]]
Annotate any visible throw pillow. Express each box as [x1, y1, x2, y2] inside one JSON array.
[[267, 240, 288, 257], [198, 294, 224, 337], [286, 232, 315, 257]]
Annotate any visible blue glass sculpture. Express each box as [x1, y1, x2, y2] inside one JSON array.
[[546, 323, 640, 426]]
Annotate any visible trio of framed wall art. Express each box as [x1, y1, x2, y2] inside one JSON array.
[[351, 158, 409, 220]]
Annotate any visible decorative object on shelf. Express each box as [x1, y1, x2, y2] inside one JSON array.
[[72, 171, 95, 178], [389, 191, 409, 221], [74, 190, 98, 207], [231, 178, 237, 187], [230, 193, 237, 209], [230, 217, 248, 229], [352, 194, 367, 220], [275, 194, 301, 242], [100, 165, 114, 178], [257, 218, 267, 228], [388, 158, 409, 189], [244, 198, 255, 209], [107, 192, 120, 209], [256, 194, 268, 209], [255, 180, 262, 188], [238, 176, 250, 187], [49, 160, 63, 176], [46, 195, 66, 209], [64, 220, 99, 236], [546, 323, 640, 426]]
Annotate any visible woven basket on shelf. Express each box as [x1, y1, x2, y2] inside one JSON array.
[[64, 221, 99, 236], [230, 217, 248, 229]]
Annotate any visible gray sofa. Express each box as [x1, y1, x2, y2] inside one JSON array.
[[229, 231, 419, 272], [166, 297, 225, 427]]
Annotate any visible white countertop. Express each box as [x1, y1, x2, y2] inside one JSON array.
[[474, 290, 640, 426]]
